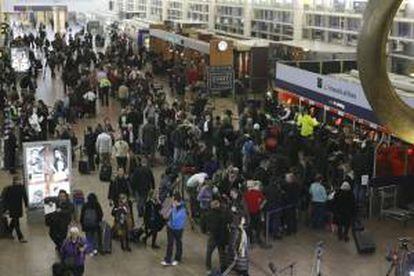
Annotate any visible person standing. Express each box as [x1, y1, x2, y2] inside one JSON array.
[[113, 136, 129, 171], [48, 190, 75, 250], [243, 180, 266, 245], [142, 190, 164, 249], [3, 128, 17, 174], [161, 193, 187, 267], [4, 176, 28, 243], [309, 175, 328, 229], [60, 226, 87, 276], [205, 200, 232, 275], [84, 126, 96, 171], [96, 130, 112, 167], [108, 168, 131, 207], [141, 117, 157, 166], [80, 193, 103, 256], [130, 158, 155, 224], [112, 194, 133, 252], [333, 181, 355, 242]]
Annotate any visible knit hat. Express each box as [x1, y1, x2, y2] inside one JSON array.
[[340, 181, 351, 191]]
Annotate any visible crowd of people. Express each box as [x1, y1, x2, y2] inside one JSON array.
[[0, 19, 382, 276]]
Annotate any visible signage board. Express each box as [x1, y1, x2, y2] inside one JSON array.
[[275, 63, 414, 124], [23, 140, 72, 209], [207, 66, 234, 91]]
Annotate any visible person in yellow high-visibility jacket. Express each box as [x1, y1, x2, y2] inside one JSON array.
[[297, 109, 319, 137]]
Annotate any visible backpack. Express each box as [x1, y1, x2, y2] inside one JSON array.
[[242, 140, 255, 156], [83, 208, 98, 228]]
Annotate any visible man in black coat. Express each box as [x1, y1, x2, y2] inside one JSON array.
[[108, 167, 131, 206], [205, 200, 232, 274], [130, 158, 155, 223], [3, 129, 17, 174], [4, 176, 28, 242]]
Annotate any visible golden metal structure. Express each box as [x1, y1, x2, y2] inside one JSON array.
[[358, 0, 414, 144]]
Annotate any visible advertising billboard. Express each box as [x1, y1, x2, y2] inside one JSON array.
[[11, 47, 30, 73], [23, 140, 72, 209]]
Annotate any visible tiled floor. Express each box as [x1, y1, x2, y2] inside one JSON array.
[[0, 48, 414, 276]]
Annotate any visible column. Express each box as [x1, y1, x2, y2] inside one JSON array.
[[243, 0, 252, 37], [208, 0, 216, 31], [293, 0, 304, 40], [53, 7, 59, 33], [146, 0, 151, 20], [161, 0, 168, 21], [182, 0, 188, 20], [402, 1, 414, 74]]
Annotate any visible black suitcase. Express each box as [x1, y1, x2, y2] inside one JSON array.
[[78, 160, 89, 174], [99, 164, 112, 182], [353, 229, 376, 254], [78, 146, 90, 174]]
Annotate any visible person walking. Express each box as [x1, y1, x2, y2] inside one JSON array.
[[80, 193, 103, 256], [161, 193, 187, 267], [333, 181, 355, 242], [205, 200, 232, 275], [3, 176, 28, 243]]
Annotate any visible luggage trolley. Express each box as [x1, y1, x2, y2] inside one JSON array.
[[379, 185, 413, 226]]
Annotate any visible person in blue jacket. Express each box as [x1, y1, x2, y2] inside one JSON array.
[[161, 193, 187, 267]]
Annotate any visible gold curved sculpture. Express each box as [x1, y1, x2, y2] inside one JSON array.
[[358, 0, 414, 144]]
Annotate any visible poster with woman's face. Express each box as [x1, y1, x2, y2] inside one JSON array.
[[23, 140, 71, 208]]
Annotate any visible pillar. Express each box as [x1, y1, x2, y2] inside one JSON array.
[[243, 0, 252, 37], [53, 7, 59, 33], [402, 1, 414, 74], [208, 0, 216, 31], [161, 0, 168, 21], [293, 0, 304, 40]]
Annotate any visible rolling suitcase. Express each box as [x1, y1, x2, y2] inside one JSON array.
[[352, 220, 376, 254], [100, 221, 112, 254], [78, 147, 90, 174], [99, 164, 112, 182]]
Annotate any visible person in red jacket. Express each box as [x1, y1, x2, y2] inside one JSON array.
[[243, 180, 266, 245]]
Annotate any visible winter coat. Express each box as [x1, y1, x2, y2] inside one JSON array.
[[3, 184, 28, 218], [143, 200, 164, 232], [205, 208, 232, 246], [130, 166, 155, 197], [108, 177, 131, 202], [333, 190, 356, 225], [80, 202, 103, 232]]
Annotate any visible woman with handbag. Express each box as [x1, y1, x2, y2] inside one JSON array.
[[60, 226, 87, 276]]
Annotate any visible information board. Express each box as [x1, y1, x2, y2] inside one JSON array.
[[207, 66, 234, 91]]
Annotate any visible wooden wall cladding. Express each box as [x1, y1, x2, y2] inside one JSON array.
[[209, 39, 233, 67]]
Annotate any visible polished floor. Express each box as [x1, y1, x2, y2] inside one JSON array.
[[1, 57, 414, 276]]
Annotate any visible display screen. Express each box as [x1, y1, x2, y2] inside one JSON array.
[[23, 140, 71, 208], [11, 47, 30, 73]]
